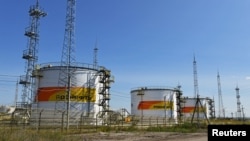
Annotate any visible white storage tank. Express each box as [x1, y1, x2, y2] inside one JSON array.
[[130, 87, 179, 120], [31, 63, 110, 122], [181, 97, 212, 120]]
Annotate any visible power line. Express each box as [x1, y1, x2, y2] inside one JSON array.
[[0, 74, 19, 77], [0, 80, 17, 83]]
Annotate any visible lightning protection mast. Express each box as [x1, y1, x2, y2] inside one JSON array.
[[193, 55, 199, 99], [191, 55, 209, 125], [93, 40, 98, 69], [217, 71, 225, 118], [19, 0, 46, 109], [56, 0, 77, 130], [235, 85, 242, 120]]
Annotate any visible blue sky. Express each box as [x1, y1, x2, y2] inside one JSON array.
[[1, 0, 250, 118]]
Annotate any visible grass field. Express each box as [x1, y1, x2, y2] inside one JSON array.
[[0, 118, 249, 141]]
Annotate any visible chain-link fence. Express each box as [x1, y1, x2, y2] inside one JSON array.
[[0, 108, 190, 132]]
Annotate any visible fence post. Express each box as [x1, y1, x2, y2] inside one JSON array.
[[157, 117, 159, 127], [80, 113, 83, 132], [95, 115, 98, 132], [109, 114, 111, 128], [10, 112, 15, 130], [38, 109, 44, 132], [163, 117, 165, 127], [141, 116, 144, 129], [149, 116, 151, 127], [61, 111, 65, 132], [121, 113, 123, 128]]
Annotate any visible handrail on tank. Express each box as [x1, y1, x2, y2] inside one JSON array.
[[36, 62, 103, 70], [130, 86, 177, 92]]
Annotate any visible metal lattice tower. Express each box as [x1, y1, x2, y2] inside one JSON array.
[[93, 41, 98, 69], [217, 71, 225, 118], [235, 85, 242, 119], [57, 0, 76, 90], [58, 0, 76, 88], [191, 55, 209, 124], [59, 0, 76, 69], [19, 0, 46, 108], [56, 0, 77, 130], [193, 55, 199, 98]]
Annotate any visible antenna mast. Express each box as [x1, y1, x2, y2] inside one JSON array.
[[19, 0, 46, 108]]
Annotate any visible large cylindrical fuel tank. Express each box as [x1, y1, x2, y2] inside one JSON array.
[[31, 63, 104, 121], [181, 97, 212, 119], [130, 87, 178, 120]]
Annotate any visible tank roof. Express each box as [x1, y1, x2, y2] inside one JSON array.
[[35, 62, 107, 71], [130, 86, 179, 93]]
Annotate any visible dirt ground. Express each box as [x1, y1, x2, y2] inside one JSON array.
[[81, 132, 207, 141]]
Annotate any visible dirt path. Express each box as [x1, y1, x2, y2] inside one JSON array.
[[81, 132, 207, 141]]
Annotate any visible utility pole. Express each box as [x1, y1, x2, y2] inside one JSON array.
[[164, 95, 167, 124], [241, 105, 245, 121], [14, 80, 19, 107]]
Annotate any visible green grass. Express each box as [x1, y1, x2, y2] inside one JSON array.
[[0, 118, 249, 141]]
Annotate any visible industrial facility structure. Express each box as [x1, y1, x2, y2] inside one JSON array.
[[130, 86, 214, 124], [131, 86, 182, 122], [30, 63, 114, 125], [181, 97, 214, 120], [4, 0, 217, 128], [12, 0, 115, 127]]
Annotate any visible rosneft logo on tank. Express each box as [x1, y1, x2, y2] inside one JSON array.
[[36, 87, 96, 102], [137, 101, 174, 110], [181, 106, 207, 113]]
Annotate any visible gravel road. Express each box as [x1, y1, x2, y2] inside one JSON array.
[[81, 132, 207, 141]]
